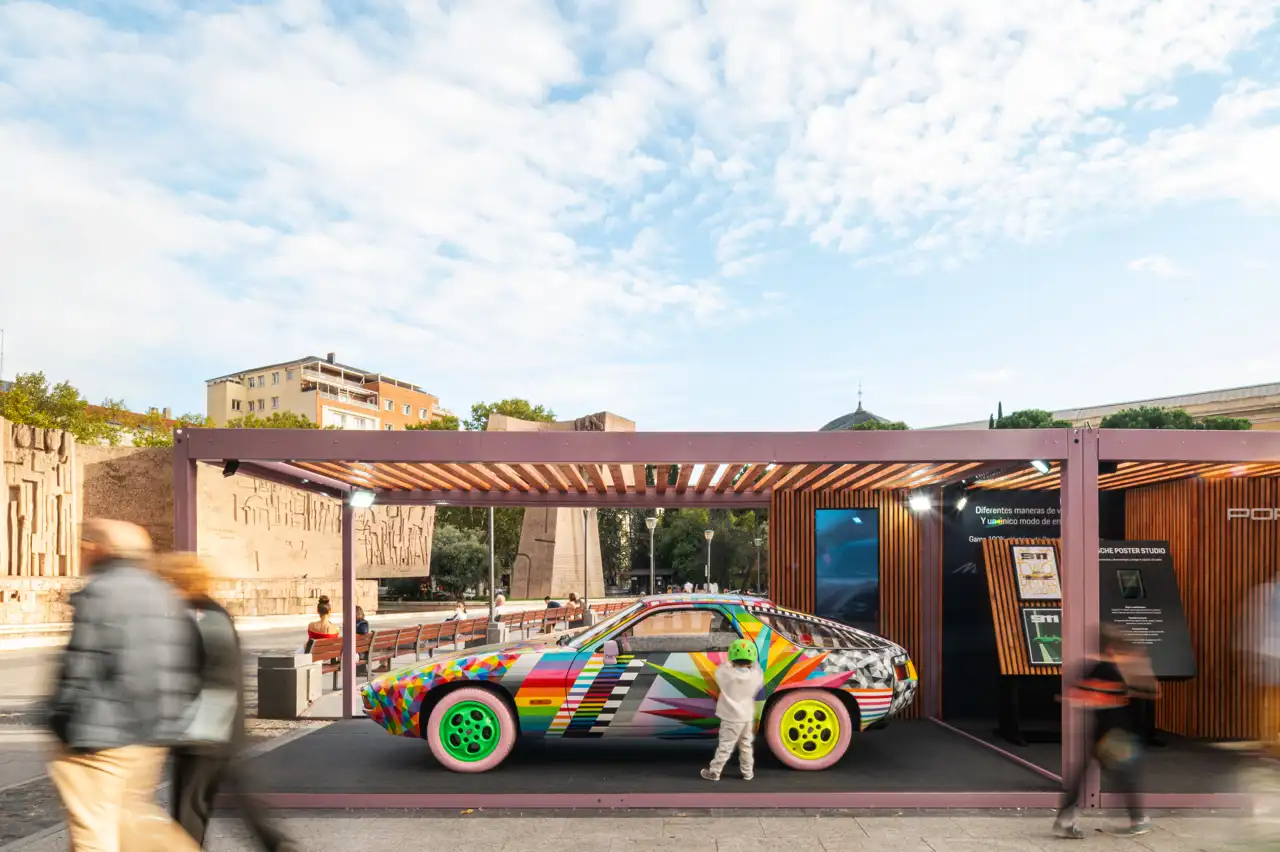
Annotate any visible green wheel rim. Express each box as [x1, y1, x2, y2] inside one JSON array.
[[439, 700, 502, 762]]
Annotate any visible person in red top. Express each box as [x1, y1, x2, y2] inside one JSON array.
[[1054, 626, 1158, 839], [306, 596, 339, 641]]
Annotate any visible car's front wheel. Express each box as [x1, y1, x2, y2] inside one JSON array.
[[426, 687, 517, 772], [764, 689, 853, 770]]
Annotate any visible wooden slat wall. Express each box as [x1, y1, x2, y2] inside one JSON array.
[[769, 489, 923, 719], [1127, 477, 1280, 739], [982, 537, 1063, 677]]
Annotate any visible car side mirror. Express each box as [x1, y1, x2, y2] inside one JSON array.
[[601, 640, 619, 663]]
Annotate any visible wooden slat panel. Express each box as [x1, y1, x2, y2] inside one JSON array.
[[633, 464, 648, 495], [608, 464, 629, 496], [715, 464, 746, 494], [735, 464, 769, 494], [583, 464, 609, 495], [533, 464, 569, 493], [1126, 476, 1280, 740], [483, 464, 530, 493], [769, 489, 923, 720], [981, 537, 1062, 677], [694, 464, 718, 494], [559, 465, 589, 494]]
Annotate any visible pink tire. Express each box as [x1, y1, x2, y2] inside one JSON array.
[[765, 689, 853, 770], [426, 687, 517, 773]]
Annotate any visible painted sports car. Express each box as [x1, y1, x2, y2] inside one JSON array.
[[360, 594, 917, 772]]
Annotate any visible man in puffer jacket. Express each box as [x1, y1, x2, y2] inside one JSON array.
[[46, 519, 201, 852]]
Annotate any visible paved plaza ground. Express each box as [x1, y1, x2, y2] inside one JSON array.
[[0, 810, 1258, 852]]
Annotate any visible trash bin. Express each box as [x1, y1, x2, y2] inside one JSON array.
[[257, 652, 322, 720]]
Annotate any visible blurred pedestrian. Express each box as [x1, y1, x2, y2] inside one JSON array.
[[157, 553, 296, 851], [1054, 625, 1158, 839], [1243, 578, 1280, 757], [46, 519, 201, 852]]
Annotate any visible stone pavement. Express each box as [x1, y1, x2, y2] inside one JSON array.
[[0, 811, 1254, 852]]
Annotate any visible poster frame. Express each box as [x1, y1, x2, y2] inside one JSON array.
[[1011, 543, 1063, 602]]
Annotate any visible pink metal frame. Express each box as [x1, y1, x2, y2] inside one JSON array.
[[172, 426, 1280, 810]]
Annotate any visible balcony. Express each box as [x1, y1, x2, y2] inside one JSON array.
[[315, 390, 380, 411], [301, 368, 373, 395]]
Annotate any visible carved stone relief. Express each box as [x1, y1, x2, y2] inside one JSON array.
[[1, 419, 78, 579]]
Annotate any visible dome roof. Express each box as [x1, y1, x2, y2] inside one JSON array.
[[820, 402, 891, 431]]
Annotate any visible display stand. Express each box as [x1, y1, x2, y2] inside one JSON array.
[[983, 538, 1064, 747]]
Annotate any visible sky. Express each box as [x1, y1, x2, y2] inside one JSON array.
[[2, 0, 1278, 432]]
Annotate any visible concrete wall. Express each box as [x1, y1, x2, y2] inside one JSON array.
[[78, 445, 434, 582]]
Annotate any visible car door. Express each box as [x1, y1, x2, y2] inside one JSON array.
[[565, 605, 742, 738]]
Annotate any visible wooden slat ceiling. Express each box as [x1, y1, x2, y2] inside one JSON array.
[[287, 460, 987, 498], [971, 461, 1280, 492]]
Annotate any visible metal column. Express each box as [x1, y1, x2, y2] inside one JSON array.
[[172, 433, 198, 552], [1060, 428, 1101, 807], [341, 503, 358, 718]]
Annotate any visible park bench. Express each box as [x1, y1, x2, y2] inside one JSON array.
[[365, 629, 400, 675], [305, 633, 373, 689], [416, 622, 442, 659]]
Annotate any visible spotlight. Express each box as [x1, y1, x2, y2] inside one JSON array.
[[908, 493, 931, 512], [956, 494, 968, 512], [222, 460, 239, 478], [348, 490, 376, 509], [1031, 460, 1050, 475]]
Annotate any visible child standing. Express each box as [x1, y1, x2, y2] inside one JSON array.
[[702, 639, 765, 781]]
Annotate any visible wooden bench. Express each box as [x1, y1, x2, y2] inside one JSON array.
[[305, 633, 373, 689]]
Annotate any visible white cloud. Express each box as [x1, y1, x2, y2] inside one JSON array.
[[1127, 255, 1192, 278], [1, 0, 1278, 416], [1135, 92, 1181, 111]]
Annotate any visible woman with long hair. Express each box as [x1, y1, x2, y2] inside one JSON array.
[[156, 552, 296, 851], [307, 596, 339, 641]]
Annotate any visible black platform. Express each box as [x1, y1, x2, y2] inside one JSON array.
[[244, 719, 1058, 794], [949, 719, 1249, 794]]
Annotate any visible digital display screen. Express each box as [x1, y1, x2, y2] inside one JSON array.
[[814, 508, 880, 633]]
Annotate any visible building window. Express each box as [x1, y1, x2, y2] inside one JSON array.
[[385, 424, 393, 430], [271, 397, 279, 409], [385, 399, 394, 411], [258, 375, 265, 387], [272, 372, 280, 385], [402, 403, 411, 416], [419, 408, 429, 419], [231, 400, 242, 411], [258, 399, 266, 411], [286, 369, 295, 381], [248, 377, 256, 388]]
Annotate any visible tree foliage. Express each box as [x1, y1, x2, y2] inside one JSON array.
[[649, 508, 768, 591], [845, 419, 910, 430], [597, 508, 630, 587], [224, 411, 324, 429], [131, 412, 211, 447], [991, 408, 1072, 429], [1099, 406, 1251, 430], [406, 413, 461, 431], [429, 523, 490, 598], [0, 372, 121, 444], [465, 399, 556, 431]]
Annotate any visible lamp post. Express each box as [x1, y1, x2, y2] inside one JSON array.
[[753, 536, 763, 594], [704, 528, 714, 591], [645, 515, 658, 595]]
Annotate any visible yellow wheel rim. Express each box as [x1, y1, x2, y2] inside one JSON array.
[[779, 698, 841, 761]]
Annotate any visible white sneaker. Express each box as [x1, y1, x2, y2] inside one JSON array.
[[700, 769, 720, 781]]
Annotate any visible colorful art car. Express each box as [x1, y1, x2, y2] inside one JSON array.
[[360, 594, 918, 772]]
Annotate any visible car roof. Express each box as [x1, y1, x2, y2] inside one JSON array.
[[638, 593, 774, 608]]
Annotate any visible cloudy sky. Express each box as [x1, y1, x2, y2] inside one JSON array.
[[2, 0, 1278, 431]]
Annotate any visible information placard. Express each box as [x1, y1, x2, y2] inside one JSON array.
[[1021, 607, 1063, 665], [1099, 540, 1196, 681], [1012, 545, 1062, 601]]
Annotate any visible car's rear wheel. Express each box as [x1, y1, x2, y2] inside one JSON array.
[[426, 687, 516, 772], [765, 689, 852, 770]]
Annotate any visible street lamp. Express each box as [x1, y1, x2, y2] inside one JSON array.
[[753, 536, 763, 594], [704, 528, 714, 591], [645, 515, 659, 595]]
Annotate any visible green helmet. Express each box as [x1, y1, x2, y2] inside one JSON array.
[[728, 639, 758, 664]]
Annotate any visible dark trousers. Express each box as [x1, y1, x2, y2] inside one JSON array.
[[172, 746, 291, 850], [1058, 750, 1144, 823]]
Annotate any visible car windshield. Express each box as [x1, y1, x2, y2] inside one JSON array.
[[565, 601, 645, 649]]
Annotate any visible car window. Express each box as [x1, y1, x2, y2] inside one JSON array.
[[751, 609, 883, 650], [615, 608, 739, 654]]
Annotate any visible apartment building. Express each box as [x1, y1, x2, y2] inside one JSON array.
[[206, 353, 449, 430]]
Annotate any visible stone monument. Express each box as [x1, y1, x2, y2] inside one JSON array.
[[491, 411, 635, 600]]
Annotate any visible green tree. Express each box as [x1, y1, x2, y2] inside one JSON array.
[[846, 419, 910, 430], [132, 412, 212, 448], [0, 372, 120, 444], [434, 506, 523, 579], [993, 409, 1072, 429], [1099, 406, 1251, 430], [429, 523, 490, 598], [225, 411, 324, 429], [465, 399, 556, 431], [597, 508, 631, 587], [406, 413, 461, 431]]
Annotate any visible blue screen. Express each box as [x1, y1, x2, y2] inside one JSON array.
[[815, 508, 880, 633]]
